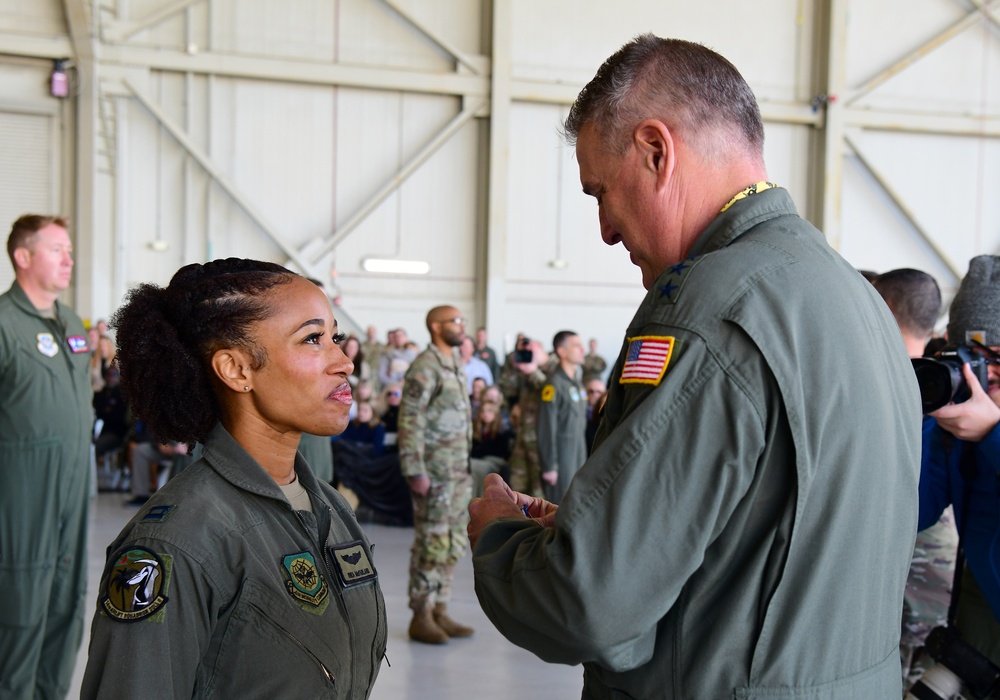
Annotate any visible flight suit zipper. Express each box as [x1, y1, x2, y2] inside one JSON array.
[[248, 602, 335, 685]]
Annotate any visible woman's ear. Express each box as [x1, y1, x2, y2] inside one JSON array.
[[211, 348, 253, 394]]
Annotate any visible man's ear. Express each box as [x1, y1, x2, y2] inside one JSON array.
[[12, 246, 31, 271], [211, 348, 253, 394], [634, 119, 674, 189]]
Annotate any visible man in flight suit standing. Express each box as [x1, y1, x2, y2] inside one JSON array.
[[537, 330, 587, 504], [0, 215, 93, 699], [468, 36, 920, 698]]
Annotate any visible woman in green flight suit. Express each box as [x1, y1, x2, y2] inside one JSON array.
[[82, 258, 386, 699]]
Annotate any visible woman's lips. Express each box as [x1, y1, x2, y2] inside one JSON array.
[[329, 384, 353, 404]]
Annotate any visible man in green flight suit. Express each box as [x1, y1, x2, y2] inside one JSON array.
[[0, 215, 93, 699], [468, 36, 921, 699], [536, 330, 587, 505]]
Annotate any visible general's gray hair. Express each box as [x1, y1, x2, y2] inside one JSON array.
[[563, 34, 764, 157]]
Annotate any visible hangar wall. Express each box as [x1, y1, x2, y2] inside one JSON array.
[[0, 0, 996, 355]]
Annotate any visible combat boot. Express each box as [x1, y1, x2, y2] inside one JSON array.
[[408, 606, 448, 644], [433, 603, 474, 638]]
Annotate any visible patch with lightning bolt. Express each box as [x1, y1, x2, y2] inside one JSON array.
[[281, 551, 329, 611], [330, 541, 377, 588]]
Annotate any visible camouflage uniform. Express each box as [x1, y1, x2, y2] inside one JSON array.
[[582, 352, 607, 380], [398, 344, 472, 611], [362, 341, 387, 390], [499, 354, 550, 498], [900, 507, 958, 684]]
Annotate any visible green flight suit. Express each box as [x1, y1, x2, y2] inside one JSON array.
[[0, 281, 92, 700], [536, 365, 587, 504], [82, 423, 386, 699], [473, 188, 921, 699]]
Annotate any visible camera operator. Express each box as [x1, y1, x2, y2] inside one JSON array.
[[873, 269, 959, 686], [917, 255, 1000, 694]]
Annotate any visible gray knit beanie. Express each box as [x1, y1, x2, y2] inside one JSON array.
[[947, 255, 1000, 346]]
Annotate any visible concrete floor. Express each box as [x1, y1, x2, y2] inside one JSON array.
[[69, 492, 584, 699]]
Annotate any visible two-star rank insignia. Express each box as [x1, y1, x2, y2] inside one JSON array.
[[657, 255, 703, 304]]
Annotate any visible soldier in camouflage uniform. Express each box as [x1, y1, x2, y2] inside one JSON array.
[[901, 509, 958, 683], [498, 339, 551, 498], [582, 337, 608, 380], [398, 305, 474, 644]]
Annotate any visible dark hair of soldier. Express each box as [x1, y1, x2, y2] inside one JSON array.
[[111, 258, 297, 447], [551, 330, 578, 350], [561, 33, 763, 158], [872, 268, 942, 338]]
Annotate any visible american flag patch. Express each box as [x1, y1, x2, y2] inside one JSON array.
[[619, 336, 674, 385]]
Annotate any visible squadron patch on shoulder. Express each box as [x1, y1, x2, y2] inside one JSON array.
[[36, 333, 58, 358], [102, 547, 170, 623], [67, 335, 89, 353], [619, 336, 675, 386], [540, 385, 556, 402], [281, 552, 329, 609], [657, 255, 704, 305], [403, 381, 423, 400], [330, 541, 377, 588]]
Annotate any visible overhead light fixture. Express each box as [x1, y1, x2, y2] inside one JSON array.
[[361, 258, 430, 275], [548, 258, 568, 269], [148, 240, 170, 252]]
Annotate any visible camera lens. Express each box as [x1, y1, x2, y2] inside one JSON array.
[[912, 359, 962, 413]]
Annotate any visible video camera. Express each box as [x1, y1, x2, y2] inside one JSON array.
[[911, 344, 990, 414], [904, 626, 1000, 699]]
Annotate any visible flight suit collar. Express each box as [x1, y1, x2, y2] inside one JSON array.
[[200, 422, 325, 509], [6, 280, 67, 323], [686, 187, 799, 261]]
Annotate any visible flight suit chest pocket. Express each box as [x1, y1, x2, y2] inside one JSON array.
[[13, 335, 63, 381], [208, 580, 340, 698]]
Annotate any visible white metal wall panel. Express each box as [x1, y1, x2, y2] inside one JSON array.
[[0, 109, 56, 291], [0, 0, 66, 35], [2, 0, 998, 347], [841, 0, 1000, 300]]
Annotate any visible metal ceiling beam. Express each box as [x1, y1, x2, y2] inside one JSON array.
[[63, 0, 102, 317], [123, 77, 315, 274], [306, 98, 487, 264], [0, 31, 73, 59], [103, 0, 208, 42], [102, 44, 490, 97], [816, 0, 849, 248], [380, 0, 487, 76], [847, 0, 1000, 105], [483, 0, 513, 333], [846, 107, 1000, 137], [845, 134, 962, 282]]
